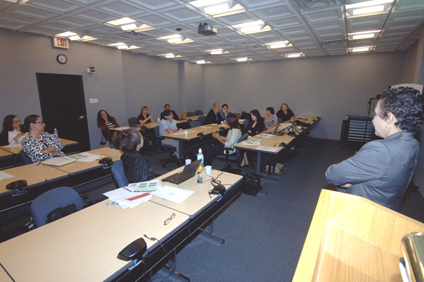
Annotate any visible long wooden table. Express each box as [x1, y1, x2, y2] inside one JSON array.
[[235, 116, 320, 175], [0, 168, 243, 281], [0, 147, 122, 224], [0, 138, 79, 168]]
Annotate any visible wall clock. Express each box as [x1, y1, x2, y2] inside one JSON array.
[[57, 54, 67, 64]]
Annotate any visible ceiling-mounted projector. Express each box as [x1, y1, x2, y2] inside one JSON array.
[[198, 23, 217, 36]]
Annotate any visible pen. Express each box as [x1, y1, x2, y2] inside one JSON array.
[[124, 187, 132, 192]]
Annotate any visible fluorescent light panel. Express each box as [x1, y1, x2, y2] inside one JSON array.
[[204, 3, 229, 14], [189, 0, 228, 8], [121, 23, 137, 30], [350, 46, 373, 52], [353, 5, 384, 15], [236, 57, 248, 62], [56, 31, 77, 37], [106, 17, 135, 26], [286, 53, 303, 58], [346, 0, 393, 9]]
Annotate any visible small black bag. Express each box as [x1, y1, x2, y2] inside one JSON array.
[[242, 172, 262, 196]]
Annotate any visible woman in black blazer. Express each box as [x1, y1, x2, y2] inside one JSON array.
[[240, 109, 264, 167]]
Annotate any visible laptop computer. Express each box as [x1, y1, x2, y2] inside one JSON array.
[[271, 122, 281, 135], [162, 160, 201, 184], [42, 156, 76, 167], [180, 111, 188, 120]]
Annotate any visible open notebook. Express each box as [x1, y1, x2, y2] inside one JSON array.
[[42, 156, 76, 167]]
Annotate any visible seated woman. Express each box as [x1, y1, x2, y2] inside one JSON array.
[[240, 109, 264, 167], [326, 87, 424, 211], [264, 107, 278, 129], [120, 128, 154, 183], [204, 113, 242, 166], [220, 104, 229, 121], [21, 115, 65, 163], [97, 110, 120, 147], [0, 115, 27, 146], [276, 103, 296, 122], [138, 106, 154, 125]]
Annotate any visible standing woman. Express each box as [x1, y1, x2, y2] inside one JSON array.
[[264, 107, 278, 129], [138, 106, 154, 125], [21, 115, 65, 163], [0, 115, 27, 145], [120, 128, 154, 183], [276, 103, 296, 122], [326, 87, 424, 211], [97, 110, 120, 147], [220, 104, 229, 121], [240, 109, 264, 167]]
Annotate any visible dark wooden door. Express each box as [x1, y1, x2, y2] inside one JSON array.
[[36, 73, 90, 152]]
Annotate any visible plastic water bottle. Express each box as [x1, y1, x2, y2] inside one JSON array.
[[53, 128, 59, 138], [157, 117, 160, 123], [197, 148, 204, 171]]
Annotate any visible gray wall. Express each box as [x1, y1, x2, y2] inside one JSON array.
[[0, 28, 127, 150], [121, 52, 181, 122], [182, 62, 204, 113], [204, 52, 405, 140]]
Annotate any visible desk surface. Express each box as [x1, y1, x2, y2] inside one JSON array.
[[151, 168, 243, 218], [235, 116, 319, 154], [0, 149, 13, 158], [0, 163, 69, 194], [0, 201, 189, 282], [161, 124, 227, 141], [54, 147, 122, 174], [0, 138, 78, 155]]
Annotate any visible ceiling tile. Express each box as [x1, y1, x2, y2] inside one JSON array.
[[26, 0, 82, 13]]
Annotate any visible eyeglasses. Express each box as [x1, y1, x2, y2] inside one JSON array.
[[164, 213, 176, 225], [33, 121, 45, 124]]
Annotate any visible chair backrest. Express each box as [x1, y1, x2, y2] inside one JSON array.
[[112, 160, 129, 187], [128, 117, 138, 127], [243, 119, 250, 132], [194, 110, 203, 115], [19, 150, 33, 164], [189, 121, 201, 128], [198, 116, 206, 125], [187, 112, 195, 117], [30, 187, 84, 228]]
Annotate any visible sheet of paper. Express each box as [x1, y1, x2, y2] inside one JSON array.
[[249, 138, 265, 143], [173, 130, 195, 135], [257, 133, 276, 138], [199, 126, 212, 128], [150, 186, 194, 204], [127, 180, 161, 192], [256, 146, 279, 152], [241, 141, 261, 146], [67, 152, 100, 162], [103, 188, 152, 209], [4, 144, 22, 148], [0, 171, 14, 181]]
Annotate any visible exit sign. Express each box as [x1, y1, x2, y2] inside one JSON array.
[[53, 38, 69, 49]]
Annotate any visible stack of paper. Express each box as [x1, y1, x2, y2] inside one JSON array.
[[67, 152, 100, 162], [103, 188, 152, 209]]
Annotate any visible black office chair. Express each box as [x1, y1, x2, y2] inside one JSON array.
[[243, 119, 250, 133], [216, 133, 249, 174], [19, 150, 33, 164], [128, 117, 139, 127], [189, 121, 201, 128], [30, 187, 84, 228], [194, 110, 203, 115], [111, 160, 129, 188], [154, 126, 179, 168], [198, 115, 206, 125], [187, 112, 195, 117]]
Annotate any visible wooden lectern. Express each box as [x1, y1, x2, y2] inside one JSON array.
[[293, 189, 424, 282]]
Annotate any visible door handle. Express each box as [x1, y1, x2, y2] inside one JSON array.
[[79, 116, 85, 119]]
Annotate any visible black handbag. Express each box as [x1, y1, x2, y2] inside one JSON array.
[[242, 172, 262, 196]]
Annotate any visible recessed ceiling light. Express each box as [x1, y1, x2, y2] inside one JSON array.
[[56, 31, 77, 37], [349, 46, 373, 52], [106, 17, 135, 26]]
